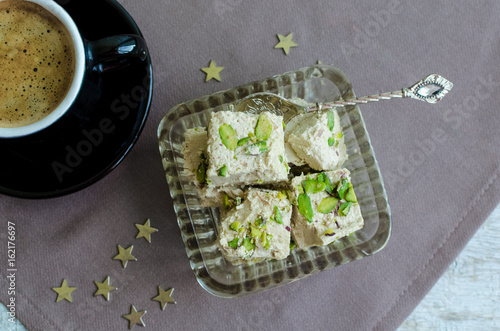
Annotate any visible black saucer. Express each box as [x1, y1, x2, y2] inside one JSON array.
[[0, 0, 153, 199]]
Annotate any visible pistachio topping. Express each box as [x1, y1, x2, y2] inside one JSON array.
[[337, 178, 350, 200], [255, 114, 273, 141], [327, 110, 335, 131], [324, 228, 336, 237], [317, 173, 334, 195], [298, 193, 314, 223], [228, 237, 239, 248], [345, 184, 358, 203], [242, 237, 255, 251], [196, 159, 207, 185], [250, 226, 262, 238], [255, 217, 267, 228], [245, 141, 268, 155], [328, 136, 335, 147], [317, 197, 339, 214], [339, 202, 353, 216], [219, 124, 238, 150], [223, 193, 232, 210], [302, 179, 326, 194], [229, 221, 240, 231], [237, 136, 251, 146], [264, 234, 273, 250], [218, 165, 227, 177], [272, 205, 283, 224]]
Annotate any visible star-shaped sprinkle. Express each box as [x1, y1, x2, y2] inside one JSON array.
[[135, 219, 158, 243], [274, 33, 297, 55], [201, 60, 224, 82], [52, 279, 77, 303], [93, 276, 117, 301], [152, 286, 177, 310], [113, 245, 136, 268], [122, 305, 146, 329]]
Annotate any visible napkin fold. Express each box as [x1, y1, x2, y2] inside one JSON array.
[[1, 0, 500, 330]]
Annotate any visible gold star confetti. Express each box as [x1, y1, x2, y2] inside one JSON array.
[[201, 60, 224, 82], [274, 33, 297, 55], [93, 276, 117, 301], [122, 305, 146, 329], [52, 279, 77, 303], [113, 245, 136, 268], [135, 219, 158, 243], [152, 286, 177, 311]]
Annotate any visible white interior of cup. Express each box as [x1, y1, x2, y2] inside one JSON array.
[[0, 0, 85, 138]]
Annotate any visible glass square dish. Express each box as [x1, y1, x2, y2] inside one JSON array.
[[157, 65, 391, 298]]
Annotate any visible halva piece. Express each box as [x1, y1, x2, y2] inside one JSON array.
[[206, 111, 288, 187], [181, 127, 208, 186], [285, 110, 347, 171], [290, 169, 363, 248], [217, 188, 292, 265]]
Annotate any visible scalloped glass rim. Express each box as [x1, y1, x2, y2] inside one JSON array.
[[158, 65, 391, 298]]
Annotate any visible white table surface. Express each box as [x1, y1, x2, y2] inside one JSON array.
[[2, 204, 499, 331], [399, 203, 500, 330]]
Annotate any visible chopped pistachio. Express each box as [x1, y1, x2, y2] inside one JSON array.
[[229, 221, 240, 231], [255, 217, 266, 228], [242, 237, 255, 251], [223, 193, 232, 210], [219, 124, 237, 150], [282, 121, 286, 130], [235, 197, 242, 205], [264, 234, 273, 250], [337, 178, 350, 200], [277, 191, 287, 200], [339, 202, 353, 216], [255, 114, 273, 140], [324, 228, 336, 236], [250, 226, 262, 238], [317, 197, 339, 214], [327, 110, 335, 131], [302, 179, 326, 194], [245, 141, 268, 155], [218, 165, 227, 177], [328, 136, 335, 147], [273, 205, 283, 224], [298, 193, 314, 223], [196, 160, 207, 185], [237, 136, 251, 146], [336, 132, 344, 139], [261, 231, 267, 244], [345, 184, 358, 203], [317, 173, 334, 194], [228, 237, 239, 248], [279, 155, 284, 163], [289, 241, 296, 250]]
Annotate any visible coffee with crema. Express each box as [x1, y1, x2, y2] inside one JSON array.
[[0, 0, 75, 128]]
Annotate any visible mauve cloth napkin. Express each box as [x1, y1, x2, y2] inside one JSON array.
[[1, 0, 500, 330]]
